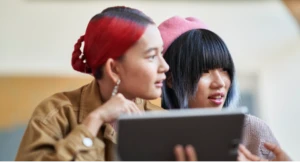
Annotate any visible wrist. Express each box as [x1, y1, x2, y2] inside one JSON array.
[[82, 112, 104, 136]]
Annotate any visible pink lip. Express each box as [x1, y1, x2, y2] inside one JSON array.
[[155, 81, 163, 88], [155, 78, 165, 88], [209, 98, 223, 105], [208, 92, 225, 106], [208, 92, 225, 98]]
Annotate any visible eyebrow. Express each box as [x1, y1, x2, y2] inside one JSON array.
[[143, 47, 157, 54], [144, 46, 164, 54]]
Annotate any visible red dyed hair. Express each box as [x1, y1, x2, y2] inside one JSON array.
[[71, 6, 154, 75]]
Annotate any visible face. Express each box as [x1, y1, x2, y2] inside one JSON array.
[[188, 68, 231, 109], [117, 24, 169, 100]]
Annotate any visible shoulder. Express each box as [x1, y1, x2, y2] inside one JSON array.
[[245, 115, 274, 138], [243, 114, 279, 159], [144, 98, 165, 111], [30, 85, 84, 123]]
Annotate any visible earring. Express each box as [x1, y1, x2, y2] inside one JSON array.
[[111, 79, 121, 96]]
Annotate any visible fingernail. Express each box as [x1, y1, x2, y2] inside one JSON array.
[[175, 144, 182, 149], [186, 144, 193, 149]]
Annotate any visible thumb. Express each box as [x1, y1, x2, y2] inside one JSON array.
[[264, 142, 282, 157]]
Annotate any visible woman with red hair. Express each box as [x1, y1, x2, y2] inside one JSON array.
[[16, 6, 169, 161]]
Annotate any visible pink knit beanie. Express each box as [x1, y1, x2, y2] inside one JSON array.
[[158, 16, 209, 54]]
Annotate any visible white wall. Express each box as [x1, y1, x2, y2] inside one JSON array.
[[0, 0, 298, 75], [259, 40, 300, 160]]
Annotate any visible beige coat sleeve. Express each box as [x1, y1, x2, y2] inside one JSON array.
[[15, 114, 105, 161]]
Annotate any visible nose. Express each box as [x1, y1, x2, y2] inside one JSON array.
[[158, 55, 169, 73], [210, 69, 226, 89]]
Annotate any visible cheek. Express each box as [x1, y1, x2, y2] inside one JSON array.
[[189, 81, 207, 108], [197, 76, 211, 92], [223, 76, 231, 90], [195, 78, 209, 99], [122, 62, 156, 83]]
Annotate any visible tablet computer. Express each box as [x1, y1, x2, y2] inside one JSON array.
[[116, 107, 247, 161]]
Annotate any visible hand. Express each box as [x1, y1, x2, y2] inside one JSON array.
[[97, 93, 142, 122], [83, 93, 142, 136], [238, 143, 291, 161], [174, 145, 197, 161]]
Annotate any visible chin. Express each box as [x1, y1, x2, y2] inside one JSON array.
[[209, 105, 223, 109], [216, 106, 223, 110], [142, 91, 161, 100]]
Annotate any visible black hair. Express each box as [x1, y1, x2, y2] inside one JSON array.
[[162, 29, 239, 109]]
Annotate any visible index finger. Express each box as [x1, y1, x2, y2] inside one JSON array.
[[174, 145, 185, 161], [186, 145, 198, 161]]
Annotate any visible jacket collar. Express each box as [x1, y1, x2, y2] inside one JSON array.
[[78, 79, 103, 123], [78, 79, 160, 144]]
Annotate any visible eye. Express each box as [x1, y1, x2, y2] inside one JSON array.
[[147, 55, 156, 60], [222, 68, 229, 72], [202, 69, 209, 73]]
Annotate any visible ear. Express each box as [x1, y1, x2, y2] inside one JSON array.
[[104, 58, 121, 84], [166, 72, 173, 88]]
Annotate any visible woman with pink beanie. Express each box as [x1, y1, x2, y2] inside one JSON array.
[[158, 16, 290, 161]]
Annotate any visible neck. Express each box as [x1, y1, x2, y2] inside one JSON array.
[[97, 79, 113, 103], [97, 79, 136, 103]]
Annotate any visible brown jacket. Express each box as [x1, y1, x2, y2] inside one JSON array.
[[15, 80, 162, 161], [15, 80, 278, 161]]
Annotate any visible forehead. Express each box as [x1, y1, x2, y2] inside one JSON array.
[[135, 24, 163, 49]]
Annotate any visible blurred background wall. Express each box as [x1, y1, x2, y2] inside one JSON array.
[[0, 0, 299, 161]]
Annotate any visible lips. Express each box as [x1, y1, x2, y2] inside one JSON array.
[[208, 93, 225, 106], [155, 77, 165, 88], [155, 80, 164, 88]]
